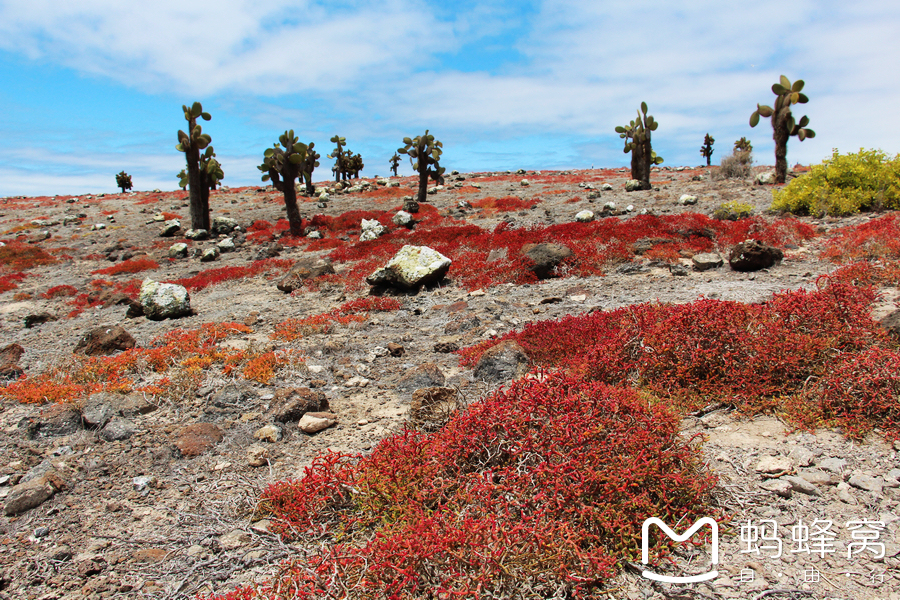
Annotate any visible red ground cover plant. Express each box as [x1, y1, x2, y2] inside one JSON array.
[[0, 241, 57, 271], [821, 214, 900, 263], [168, 258, 293, 292], [322, 211, 815, 292], [160, 211, 181, 220], [90, 257, 159, 276], [459, 278, 898, 436], [41, 284, 78, 299], [0, 322, 277, 404], [272, 297, 402, 341], [218, 374, 717, 599], [469, 196, 538, 214], [0, 272, 27, 293], [357, 186, 410, 202]]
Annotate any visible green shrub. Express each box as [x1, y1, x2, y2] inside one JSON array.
[[712, 200, 753, 221], [771, 148, 900, 216]]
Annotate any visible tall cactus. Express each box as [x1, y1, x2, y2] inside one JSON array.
[[328, 135, 347, 182], [176, 102, 224, 230], [389, 152, 400, 177], [258, 130, 308, 237], [700, 134, 715, 167], [300, 142, 320, 195], [749, 75, 815, 183], [615, 102, 663, 190], [115, 171, 133, 193], [398, 130, 445, 204]]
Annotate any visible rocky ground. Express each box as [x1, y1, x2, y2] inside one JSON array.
[[0, 164, 898, 600]]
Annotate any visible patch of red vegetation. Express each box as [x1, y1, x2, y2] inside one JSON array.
[[91, 257, 159, 276], [821, 215, 900, 264], [160, 212, 181, 220], [0, 272, 27, 293], [41, 284, 78, 299], [272, 297, 402, 341], [470, 196, 538, 214], [233, 374, 716, 599], [0, 241, 57, 271], [168, 258, 293, 292], [357, 186, 410, 202]]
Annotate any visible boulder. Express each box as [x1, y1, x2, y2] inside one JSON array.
[[360, 219, 387, 242], [139, 279, 192, 320], [4, 471, 66, 516], [159, 219, 181, 237], [184, 229, 209, 240], [0, 343, 25, 380], [269, 387, 329, 422], [521, 243, 573, 279], [200, 247, 220, 262], [575, 210, 595, 222], [692, 252, 724, 271], [73, 325, 136, 356], [474, 340, 530, 383], [173, 423, 223, 457], [24, 312, 57, 329], [99, 416, 139, 442], [678, 194, 698, 205], [217, 238, 236, 252], [397, 363, 446, 393], [168, 243, 188, 259], [728, 239, 784, 272], [392, 211, 414, 227], [625, 179, 645, 192], [277, 258, 336, 293], [366, 245, 451, 290], [18, 404, 81, 439], [755, 171, 776, 185], [211, 216, 238, 234]]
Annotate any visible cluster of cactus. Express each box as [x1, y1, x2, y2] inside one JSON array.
[[700, 134, 714, 166], [615, 102, 663, 190], [258, 130, 309, 236], [399, 130, 445, 204], [750, 75, 815, 183], [734, 137, 753, 153], [115, 171, 133, 193], [175, 102, 224, 230], [389, 152, 401, 177]]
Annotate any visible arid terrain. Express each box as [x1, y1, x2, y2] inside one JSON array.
[[0, 164, 898, 600]]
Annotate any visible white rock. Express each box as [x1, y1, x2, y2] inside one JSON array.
[[298, 413, 337, 433], [139, 279, 192, 321], [575, 210, 595, 223], [678, 194, 698, 205]]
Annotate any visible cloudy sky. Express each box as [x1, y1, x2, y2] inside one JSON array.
[[0, 0, 897, 196]]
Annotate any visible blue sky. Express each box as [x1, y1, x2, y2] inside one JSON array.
[[0, 0, 898, 196]]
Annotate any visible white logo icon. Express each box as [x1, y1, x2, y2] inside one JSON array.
[[641, 517, 719, 583]]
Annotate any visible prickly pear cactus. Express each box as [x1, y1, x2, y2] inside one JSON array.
[[615, 102, 663, 190], [389, 152, 401, 177], [398, 130, 446, 204], [734, 137, 753, 153], [176, 102, 223, 230], [328, 135, 347, 182], [700, 134, 715, 167], [749, 75, 815, 183], [115, 171, 133, 193], [258, 130, 308, 236], [300, 142, 320, 195]]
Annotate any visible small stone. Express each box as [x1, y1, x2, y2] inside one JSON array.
[[754, 455, 794, 475], [759, 479, 792, 498], [783, 475, 820, 496], [798, 468, 839, 486], [217, 238, 236, 252], [678, 194, 698, 205], [788, 446, 817, 467], [99, 416, 138, 441], [254, 424, 283, 443], [219, 530, 251, 550], [817, 457, 847, 474], [849, 473, 884, 494], [132, 548, 169, 564], [575, 210, 594, 222], [132, 476, 155, 491], [837, 481, 858, 505], [246, 444, 269, 468], [298, 412, 337, 434], [200, 247, 220, 262]]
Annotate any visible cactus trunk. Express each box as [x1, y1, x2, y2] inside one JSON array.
[[631, 135, 652, 190], [185, 141, 210, 231], [282, 164, 304, 237], [773, 110, 791, 184]]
